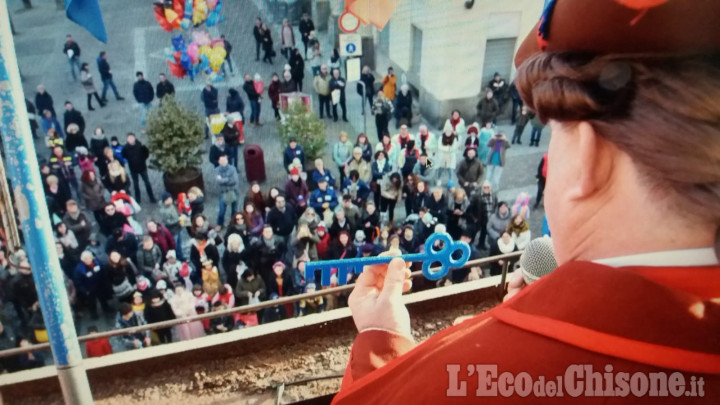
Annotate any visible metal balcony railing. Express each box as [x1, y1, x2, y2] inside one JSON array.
[[0, 251, 520, 361]]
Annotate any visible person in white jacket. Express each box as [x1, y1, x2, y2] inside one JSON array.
[[506, 214, 531, 250], [436, 129, 459, 184], [415, 124, 437, 158]]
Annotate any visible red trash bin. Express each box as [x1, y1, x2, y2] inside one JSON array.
[[244, 144, 266, 183]]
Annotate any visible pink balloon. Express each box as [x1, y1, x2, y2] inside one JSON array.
[[187, 42, 199, 64], [192, 30, 212, 46], [206, 0, 218, 10]]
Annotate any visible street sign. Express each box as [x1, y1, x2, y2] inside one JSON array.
[[339, 33, 363, 57], [346, 57, 361, 82]]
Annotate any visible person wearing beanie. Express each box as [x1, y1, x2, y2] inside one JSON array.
[[298, 282, 324, 316], [135, 276, 153, 302], [283, 138, 306, 173], [285, 166, 310, 215], [464, 123, 481, 150], [155, 279, 174, 301], [353, 229, 366, 250], [315, 222, 331, 259], [266, 261, 294, 317]]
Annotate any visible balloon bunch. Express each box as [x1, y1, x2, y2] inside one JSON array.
[[165, 31, 227, 82], [153, 0, 223, 31]]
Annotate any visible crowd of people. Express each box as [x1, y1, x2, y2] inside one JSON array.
[[0, 11, 549, 369]]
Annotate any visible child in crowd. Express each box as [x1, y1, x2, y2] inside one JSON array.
[[298, 283, 324, 316], [110, 136, 126, 165], [208, 301, 234, 334], [85, 326, 113, 358], [75, 146, 96, 175]]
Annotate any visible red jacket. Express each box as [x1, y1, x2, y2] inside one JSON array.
[[149, 224, 176, 255], [85, 338, 113, 358], [317, 232, 331, 259], [333, 262, 720, 404]]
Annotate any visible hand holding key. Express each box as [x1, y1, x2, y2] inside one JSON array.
[[304, 232, 471, 287], [348, 250, 413, 339]]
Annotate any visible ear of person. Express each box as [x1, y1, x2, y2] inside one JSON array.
[[568, 121, 615, 201]]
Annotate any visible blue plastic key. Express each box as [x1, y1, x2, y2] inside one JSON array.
[[304, 232, 471, 287]]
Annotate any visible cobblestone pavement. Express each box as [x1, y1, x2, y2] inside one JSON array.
[[9, 0, 549, 338]]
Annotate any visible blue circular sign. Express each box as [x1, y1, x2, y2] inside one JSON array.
[[346, 43, 356, 54]]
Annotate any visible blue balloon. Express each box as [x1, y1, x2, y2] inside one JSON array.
[[171, 35, 186, 51], [180, 52, 193, 77], [199, 54, 210, 71]]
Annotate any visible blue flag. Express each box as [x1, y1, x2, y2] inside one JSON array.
[[65, 0, 108, 43]]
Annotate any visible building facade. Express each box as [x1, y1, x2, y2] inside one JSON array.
[[372, 0, 544, 128]]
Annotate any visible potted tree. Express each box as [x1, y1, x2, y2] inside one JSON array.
[[278, 100, 327, 188], [146, 95, 205, 196]]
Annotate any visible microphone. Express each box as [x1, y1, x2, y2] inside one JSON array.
[[519, 236, 558, 285]]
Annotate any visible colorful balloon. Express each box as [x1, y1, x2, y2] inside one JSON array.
[[192, 0, 208, 26], [207, 0, 223, 26], [208, 47, 226, 72], [164, 47, 175, 63], [153, 3, 174, 31], [198, 45, 212, 57], [167, 61, 186, 78], [192, 30, 212, 46], [187, 42, 199, 64], [171, 34, 186, 51], [181, 0, 193, 30]]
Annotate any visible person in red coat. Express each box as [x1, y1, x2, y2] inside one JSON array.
[[85, 326, 113, 358], [332, 1, 720, 404], [146, 220, 176, 257], [316, 222, 331, 259]]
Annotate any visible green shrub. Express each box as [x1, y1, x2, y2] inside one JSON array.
[[146, 95, 204, 176], [278, 100, 327, 162]]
